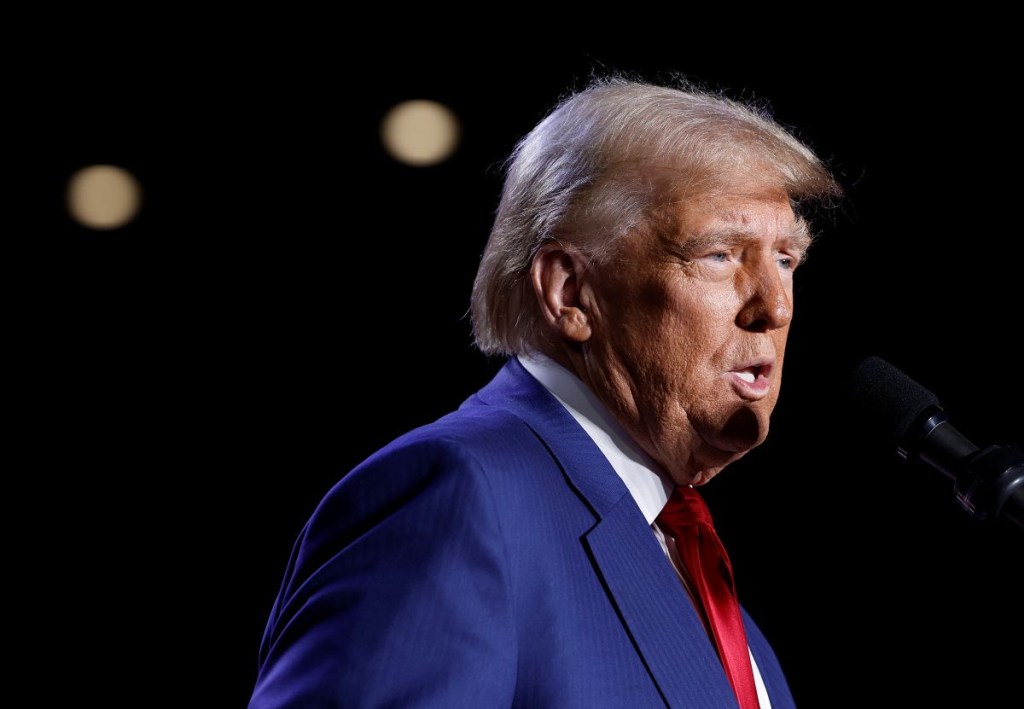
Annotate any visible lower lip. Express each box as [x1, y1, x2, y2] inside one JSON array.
[[728, 371, 771, 400]]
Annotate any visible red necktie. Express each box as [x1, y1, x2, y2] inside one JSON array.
[[658, 485, 760, 709]]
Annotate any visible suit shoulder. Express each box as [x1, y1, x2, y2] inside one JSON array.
[[313, 400, 549, 527], [273, 400, 549, 597], [374, 400, 538, 464]]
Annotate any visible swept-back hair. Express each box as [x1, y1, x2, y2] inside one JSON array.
[[470, 75, 842, 356]]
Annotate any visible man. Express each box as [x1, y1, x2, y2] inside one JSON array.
[[249, 76, 840, 708]]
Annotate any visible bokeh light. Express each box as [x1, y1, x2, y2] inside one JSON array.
[[66, 164, 143, 230], [380, 100, 460, 166]]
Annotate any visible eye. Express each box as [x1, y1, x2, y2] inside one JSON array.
[[706, 251, 731, 263], [776, 252, 800, 271]]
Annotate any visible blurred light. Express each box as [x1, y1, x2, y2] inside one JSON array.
[[380, 100, 460, 166], [66, 164, 143, 230]]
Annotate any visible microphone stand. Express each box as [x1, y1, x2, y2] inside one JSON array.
[[899, 408, 1024, 530], [954, 444, 1024, 531]]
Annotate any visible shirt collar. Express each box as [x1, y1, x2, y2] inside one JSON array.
[[517, 352, 673, 525]]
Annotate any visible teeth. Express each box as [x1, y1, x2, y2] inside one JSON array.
[[737, 370, 756, 383]]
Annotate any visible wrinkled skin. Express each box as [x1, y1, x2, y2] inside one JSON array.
[[532, 183, 810, 487]]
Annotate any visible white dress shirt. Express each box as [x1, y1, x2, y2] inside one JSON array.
[[518, 352, 772, 708]]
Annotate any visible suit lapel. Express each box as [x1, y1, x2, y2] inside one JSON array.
[[586, 497, 740, 708], [475, 358, 626, 513], [477, 359, 739, 707]]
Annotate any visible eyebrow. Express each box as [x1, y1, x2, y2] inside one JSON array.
[[669, 219, 813, 259]]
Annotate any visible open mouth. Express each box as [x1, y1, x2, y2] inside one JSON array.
[[735, 363, 767, 383]]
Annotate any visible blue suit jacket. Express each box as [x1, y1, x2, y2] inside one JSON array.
[[249, 358, 797, 708]]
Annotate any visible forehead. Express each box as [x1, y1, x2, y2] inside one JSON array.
[[673, 186, 797, 237], [679, 184, 798, 228]]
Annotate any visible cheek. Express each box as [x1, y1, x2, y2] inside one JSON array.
[[772, 323, 792, 358], [661, 289, 741, 366], [601, 276, 741, 383], [626, 275, 678, 321], [604, 279, 676, 348], [692, 284, 743, 324]]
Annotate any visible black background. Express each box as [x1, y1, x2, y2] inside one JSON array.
[[24, 34, 1022, 708]]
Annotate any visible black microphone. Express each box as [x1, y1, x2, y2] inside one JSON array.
[[845, 356, 1023, 530]]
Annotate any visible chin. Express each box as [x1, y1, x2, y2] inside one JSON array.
[[689, 452, 747, 485], [685, 443, 756, 486], [714, 406, 770, 452]]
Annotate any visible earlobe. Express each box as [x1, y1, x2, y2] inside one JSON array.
[[557, 306, 592, 343], [530, 243, 593, 343]]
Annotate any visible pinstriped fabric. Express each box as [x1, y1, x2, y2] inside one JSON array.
[[659, 486, 760, 708]]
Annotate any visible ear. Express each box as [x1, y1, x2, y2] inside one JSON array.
[[530, 242, 593, 343]]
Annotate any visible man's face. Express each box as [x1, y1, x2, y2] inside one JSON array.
[[580, 184, 808, 486]]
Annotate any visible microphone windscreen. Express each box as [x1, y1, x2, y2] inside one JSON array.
[[845, 356, 940, 451]]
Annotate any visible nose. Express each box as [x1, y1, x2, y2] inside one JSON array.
[[735, 260, 793, 332]]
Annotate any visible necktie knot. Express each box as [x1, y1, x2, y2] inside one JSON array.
[[658, 484, 715, 531], [658, 484, 760, 709]]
